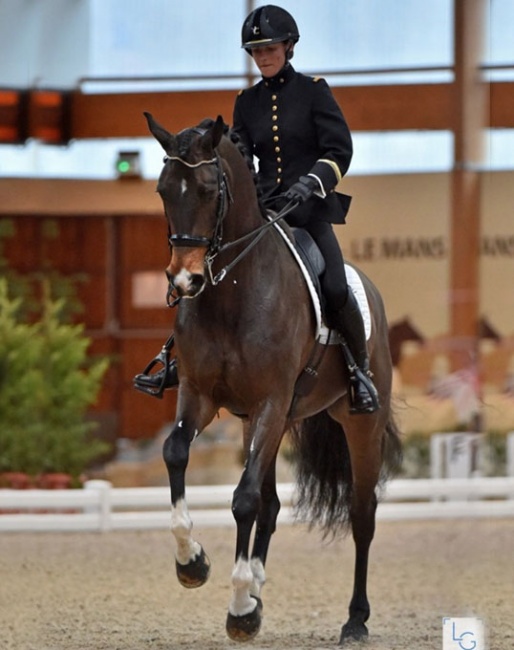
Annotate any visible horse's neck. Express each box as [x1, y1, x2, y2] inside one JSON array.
[[222, 144, 265, 239]]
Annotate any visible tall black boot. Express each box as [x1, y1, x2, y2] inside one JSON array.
[[327, 291, 380, 414], [133, 334, 179, 399]]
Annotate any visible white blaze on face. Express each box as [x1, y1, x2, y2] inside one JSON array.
[[181, 179, 187, 195]]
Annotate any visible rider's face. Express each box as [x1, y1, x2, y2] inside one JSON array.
[[252, 42, 289, 78]]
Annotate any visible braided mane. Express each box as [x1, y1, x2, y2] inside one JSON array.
[[195, 118, 266, 216]]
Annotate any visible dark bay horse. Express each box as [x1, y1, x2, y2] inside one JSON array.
[[144, 112, 402, 645]]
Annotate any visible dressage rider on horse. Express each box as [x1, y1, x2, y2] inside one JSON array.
[[134, 5, 379, 415]]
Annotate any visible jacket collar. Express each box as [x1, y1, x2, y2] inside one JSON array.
[[262, 63, 296, 90]]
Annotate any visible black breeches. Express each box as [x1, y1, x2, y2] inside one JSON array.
[[302, 221, 349, 315]]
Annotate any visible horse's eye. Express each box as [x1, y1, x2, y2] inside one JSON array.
[[198, 184, 217, 200]]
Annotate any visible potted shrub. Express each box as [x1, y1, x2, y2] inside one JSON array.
[[0, 282, 43, 486], [0, 278, 110, 488]]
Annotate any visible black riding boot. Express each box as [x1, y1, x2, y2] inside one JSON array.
[[133, 360, 179, 397], [133, 335, 179, 398], [327, 291, 380, 414]]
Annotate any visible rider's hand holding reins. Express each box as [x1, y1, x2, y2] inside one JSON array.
[[285, 175, 320, 204]]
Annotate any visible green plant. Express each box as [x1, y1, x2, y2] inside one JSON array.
[[0, 277, 110, 482]]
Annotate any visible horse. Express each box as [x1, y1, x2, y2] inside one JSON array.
[[143, 112, 402, 645]]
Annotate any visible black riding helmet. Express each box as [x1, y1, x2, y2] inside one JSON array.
[[241, 5, 300, 53]]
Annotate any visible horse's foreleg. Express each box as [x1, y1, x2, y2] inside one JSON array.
[[225, 409, 286, 642], [170, 497, 211, 588], [163, 401, 214, 589], [248, 460, 281, 598]]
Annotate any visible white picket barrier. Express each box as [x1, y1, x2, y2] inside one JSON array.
[[508, 431, 514, 477], [1, 477, 514, 533]]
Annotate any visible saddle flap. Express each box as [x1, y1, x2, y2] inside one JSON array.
[[292, 228, 325, 278]]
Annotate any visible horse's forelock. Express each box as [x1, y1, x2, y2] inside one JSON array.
[[176, 129, 198, 158]]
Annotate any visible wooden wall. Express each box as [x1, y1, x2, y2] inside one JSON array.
[[2, 200, 177, 440]]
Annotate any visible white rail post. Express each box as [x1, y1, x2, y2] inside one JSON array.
[[84, 480, 112, 532], [507, 432, 514, 481], [430, 433, 484, 501]]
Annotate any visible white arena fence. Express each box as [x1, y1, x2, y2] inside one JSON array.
[[1, 477, 514, 533]]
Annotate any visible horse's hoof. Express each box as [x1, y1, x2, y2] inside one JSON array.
[[226, 598, 263, 642], [175, 547, 211, 588], [339, 620, 368, 644]]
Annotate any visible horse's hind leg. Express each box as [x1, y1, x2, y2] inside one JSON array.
[[337, 416, 384, 645], [340, 482, 377, 643], [163, 392, 216, 589]]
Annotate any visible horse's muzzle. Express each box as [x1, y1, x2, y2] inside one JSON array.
[[168, 270, 205, 298]]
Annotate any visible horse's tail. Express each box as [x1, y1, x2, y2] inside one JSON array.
[[380, 412, 403, 482], [289, 410, 402, 538]]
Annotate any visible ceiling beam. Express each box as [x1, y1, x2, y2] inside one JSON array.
[[64, 80, 512, 140]]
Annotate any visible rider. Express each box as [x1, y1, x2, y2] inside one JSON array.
[[134, 4, 379, 414]]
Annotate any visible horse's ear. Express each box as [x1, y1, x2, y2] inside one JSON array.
[[144, 112, 175, 152], [200, 115, 225, 152], [211, 115, 225, 149]]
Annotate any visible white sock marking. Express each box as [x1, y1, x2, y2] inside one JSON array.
[[229, 556, 258, 616], [171, 498, 201, 565], [250, 558, 266, 598]]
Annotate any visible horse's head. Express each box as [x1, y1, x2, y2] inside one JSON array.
[[145, 112, 229, 299]]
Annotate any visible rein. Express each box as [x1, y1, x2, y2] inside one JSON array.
[[206, 198, 299, 285]]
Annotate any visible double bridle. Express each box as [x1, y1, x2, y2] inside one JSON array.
[[164, 151, 232, 256], [163, 138, 299, 304]]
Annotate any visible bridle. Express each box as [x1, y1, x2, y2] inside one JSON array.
[[163, 150, 232, 255], [162, 131, 299, 305]]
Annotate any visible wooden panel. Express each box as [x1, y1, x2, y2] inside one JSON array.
[[87, 336, 121, 413], [0, 179, 162, 216], [333, 84, 454, 131], [8, 218, 39, 272], [119, 216, 175, 330], [71, 89, 237, 138], [490, 82, 514, 128]]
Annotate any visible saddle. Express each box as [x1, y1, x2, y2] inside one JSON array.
[[291, 227, 325, 304], [273, 222, 371, 343]]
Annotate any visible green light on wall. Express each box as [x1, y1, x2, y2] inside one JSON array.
[[115, 151, 141, 179]]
